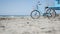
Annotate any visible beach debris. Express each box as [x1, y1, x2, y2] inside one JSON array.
[[27, 22, 29, 24], [22, 31, 31, 34]]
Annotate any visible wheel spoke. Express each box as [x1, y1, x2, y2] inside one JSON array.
[[30, 10, 40, 19], [46, 8, 56, 18]]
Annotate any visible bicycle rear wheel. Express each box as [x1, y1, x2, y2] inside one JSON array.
[[46, 8, 56, 18], [30, 10, 40, 19]]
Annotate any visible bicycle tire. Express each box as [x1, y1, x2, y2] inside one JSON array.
[[30, 10, 40, 19], [46, 8, 56, 18]]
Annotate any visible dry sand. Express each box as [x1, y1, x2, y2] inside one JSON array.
[[0, 16, 60, 34]]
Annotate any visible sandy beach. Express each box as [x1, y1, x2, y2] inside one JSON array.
[[0, 16, 60, 34]]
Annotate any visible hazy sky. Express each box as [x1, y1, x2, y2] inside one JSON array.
[[0, 0, 60, 15], [0, 0, 35, 15]]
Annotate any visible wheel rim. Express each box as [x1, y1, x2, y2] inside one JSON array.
[[50, 9, 56, 18], [46, 8, 56, 18], [30, 10, 40, 19]]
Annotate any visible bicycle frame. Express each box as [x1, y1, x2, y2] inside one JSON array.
[[30, 1, 57, 19]]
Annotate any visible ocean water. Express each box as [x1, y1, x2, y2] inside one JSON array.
[[0, 15, 29, 18]]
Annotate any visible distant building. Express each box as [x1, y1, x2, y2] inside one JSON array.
[[55, 0, 60, 7], [56, 0, 60, 4], [46, 0, 60, 7]]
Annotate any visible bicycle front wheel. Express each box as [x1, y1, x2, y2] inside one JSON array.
[[30, 10, 40, 19]]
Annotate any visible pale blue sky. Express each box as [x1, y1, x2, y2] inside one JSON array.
[[0, 0, 36, 15], [0, 0, 60, 15]]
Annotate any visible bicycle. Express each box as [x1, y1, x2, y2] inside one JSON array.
[[30, 1, 56, 19]]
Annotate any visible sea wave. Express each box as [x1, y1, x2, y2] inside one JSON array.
[[0, 15, 29, 18]]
